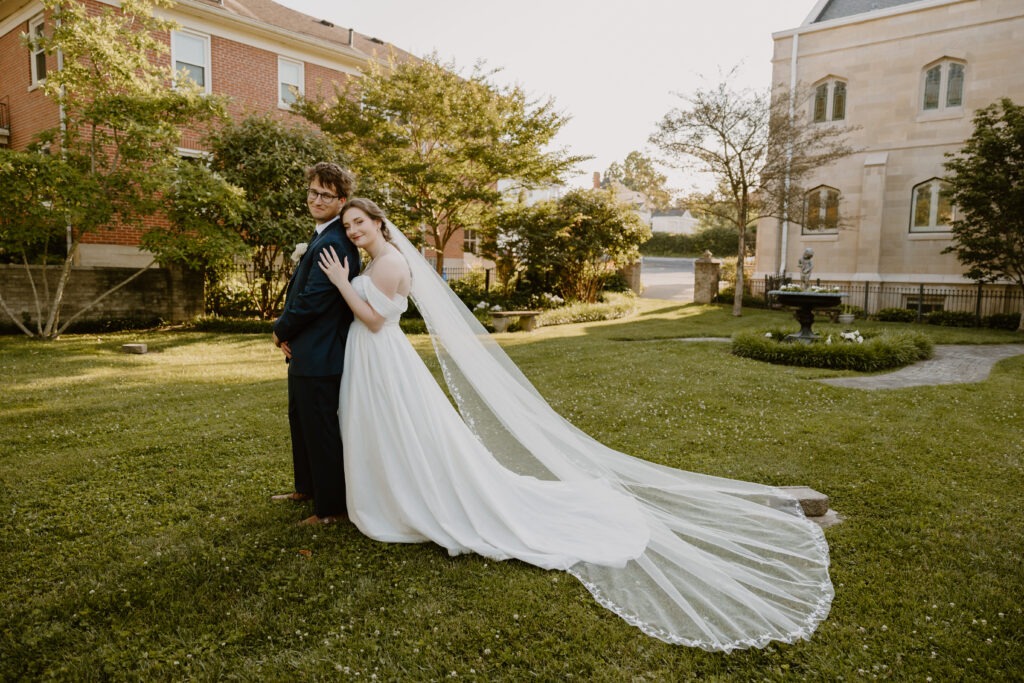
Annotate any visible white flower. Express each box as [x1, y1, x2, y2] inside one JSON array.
[[290, 242, 308, 263], [825, 335, 833, 345], [840, 330, 863, 343], [490, 304, 503, 311], [764, 332, 772, 338], [475, 301, 489, 310]]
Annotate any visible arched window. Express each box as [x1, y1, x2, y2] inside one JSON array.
[[910, 179, 956, 232], [812, 78, 847, 123], [803, 186, 840, 233], [921, 60, 965, 112]]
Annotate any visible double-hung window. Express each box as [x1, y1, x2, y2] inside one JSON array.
[[172, 30, 211, 93], [29, 14, 47, 86], [278, 57, 304, 108]]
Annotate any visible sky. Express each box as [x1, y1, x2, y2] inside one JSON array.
[[276, 0, 818, 193]]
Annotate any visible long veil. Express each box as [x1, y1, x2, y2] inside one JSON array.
[[388, 222, 833, 651]]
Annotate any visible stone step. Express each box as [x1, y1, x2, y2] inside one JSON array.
[[778, 485, 841, 528], [121, 343, 148, 354]]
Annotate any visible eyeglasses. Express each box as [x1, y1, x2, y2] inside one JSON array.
[[306, 189, 339, 202]]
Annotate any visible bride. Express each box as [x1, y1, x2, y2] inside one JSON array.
[[318, 197, 833, 652]]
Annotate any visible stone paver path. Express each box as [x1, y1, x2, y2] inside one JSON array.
[[674, 338, 1024, 389], [818, 344, 1024, 390]]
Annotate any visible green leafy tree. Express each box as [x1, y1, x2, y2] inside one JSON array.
[[651, 75, 854, 316], [0, 0, 224, 338], [203, 115, 340, 318], [493, 189, 649, 303], [603, 151, 672, 210], [294, 54, 586, 275], [943, 98, 1024, 332]]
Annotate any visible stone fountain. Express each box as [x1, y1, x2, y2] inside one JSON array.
[[768, 249, 845, 343]]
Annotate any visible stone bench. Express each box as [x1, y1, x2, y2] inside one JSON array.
[[490, 310, 541, 332]]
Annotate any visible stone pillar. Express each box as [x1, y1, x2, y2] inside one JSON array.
[[618, 261, 642, 295], [693, 251, 721, 304]]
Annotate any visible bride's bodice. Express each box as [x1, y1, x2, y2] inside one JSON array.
[[353, 274, 408, 325]]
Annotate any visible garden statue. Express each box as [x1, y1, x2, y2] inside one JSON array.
[[797, 248, 814, 289]]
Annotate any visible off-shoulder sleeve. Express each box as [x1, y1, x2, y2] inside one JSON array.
[[363, 277, 408, 321]]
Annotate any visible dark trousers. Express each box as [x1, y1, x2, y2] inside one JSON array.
[[288, 373, 346, 518]]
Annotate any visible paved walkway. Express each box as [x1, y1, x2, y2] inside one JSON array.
[[818, 343, 1024, 389], [676, 339, 1024, 389]]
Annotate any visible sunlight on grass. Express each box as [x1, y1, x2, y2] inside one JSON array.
[[1, 310, 1022, 680]]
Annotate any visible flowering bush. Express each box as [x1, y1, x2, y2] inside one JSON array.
[[732, 328, 933, 371]]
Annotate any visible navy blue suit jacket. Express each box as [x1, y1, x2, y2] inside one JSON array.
[[273, 217, 361, 377]]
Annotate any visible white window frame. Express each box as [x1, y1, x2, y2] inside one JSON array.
[[277, 56, 304, 109], [811, 78, 847, 123], [802, 185, 840, 234], [920, 59, 965, 113], [171, 29, 211, 94], [909, 178, 956, 233], [462, 228, 480, 255], [28, 14, 47, 87]]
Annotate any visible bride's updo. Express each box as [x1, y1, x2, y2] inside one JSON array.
[[341, 197, 391, 242]]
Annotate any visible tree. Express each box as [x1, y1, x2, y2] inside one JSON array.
[[0, 0, 224, 338], [943, 98, 1024, 332], [651, 75, 854, 315], [603, 151, 672, 210], [294, 54, 586, 275], [202, 115, 341, 318], [491, 189, 649, 303]]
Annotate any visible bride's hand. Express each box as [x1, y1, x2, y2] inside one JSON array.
[[318, 246, 349, 288]]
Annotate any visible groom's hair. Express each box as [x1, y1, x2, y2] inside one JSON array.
[[306, 162, 356, 199]]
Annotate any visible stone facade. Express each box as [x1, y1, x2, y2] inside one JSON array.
[[756, 0, 1024, 298]]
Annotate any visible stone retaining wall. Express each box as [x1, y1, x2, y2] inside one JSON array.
[[0, 263, 203, 329]]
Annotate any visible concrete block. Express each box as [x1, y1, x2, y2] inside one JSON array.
[[121, 343, 148, 354], [779, 485, 830, 518]]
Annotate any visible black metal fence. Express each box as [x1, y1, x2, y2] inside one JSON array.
[[754, 275, 1022, 325]]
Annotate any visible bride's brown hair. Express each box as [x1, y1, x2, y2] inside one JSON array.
[[341, 197, 391, 241]]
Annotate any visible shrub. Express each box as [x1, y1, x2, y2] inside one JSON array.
[[925, 310, 977, 327], [731, 328, 934, 371], [982, 312, 1022, 330], [536, 292, 638, 327], [874, 307, 917, 323], [187, 316, 273, 334], [714, 287, 767, 308]]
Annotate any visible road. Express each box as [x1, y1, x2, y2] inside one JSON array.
[[639, 256, 695, 302]]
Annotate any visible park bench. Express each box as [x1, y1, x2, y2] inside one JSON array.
[[490, 310, 541, 332]]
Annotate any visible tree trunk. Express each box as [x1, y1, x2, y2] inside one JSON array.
[[732, 225, 747, 317], [55, 260, 156, 336]]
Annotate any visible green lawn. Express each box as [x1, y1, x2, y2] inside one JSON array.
[[2, 301, 1022, 681]]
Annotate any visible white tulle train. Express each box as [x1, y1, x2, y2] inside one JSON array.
[[339, 226, 833, 652]]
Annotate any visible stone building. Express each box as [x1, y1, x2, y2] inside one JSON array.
[[755, 0, 1024, 314]]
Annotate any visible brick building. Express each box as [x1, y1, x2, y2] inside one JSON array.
[[1, 0, 467, 325]]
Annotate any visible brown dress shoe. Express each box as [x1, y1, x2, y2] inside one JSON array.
[[297, 514, 347, 526], [271, 492, 312, 502]]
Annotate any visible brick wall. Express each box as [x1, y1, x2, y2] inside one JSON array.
[[0, 263, 204, 328]]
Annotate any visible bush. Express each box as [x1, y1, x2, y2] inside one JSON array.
[[874, 307, 917, 323], [536, 292, 638, 327], [925, 310, 977, 327], [714, 287, 767, 309], [982, 312, 1022, 330], [731, 328, 934, 371], [187, 316, 273, 334]]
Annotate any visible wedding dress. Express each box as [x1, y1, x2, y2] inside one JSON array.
[[339, 225, 833, 652]]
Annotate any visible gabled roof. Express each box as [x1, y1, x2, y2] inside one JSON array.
[[189, 0, 416, 62], [811, 0, 926, 23]]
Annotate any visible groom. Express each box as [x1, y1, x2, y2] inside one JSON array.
[[271, 162, 361, 525]]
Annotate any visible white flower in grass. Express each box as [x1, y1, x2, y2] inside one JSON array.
[[840, 330, 863, 344], [490, 304, 503, 311], [475, 301, 489, 310], [290, 242, 308, 263], [764, 332, 772, 338]]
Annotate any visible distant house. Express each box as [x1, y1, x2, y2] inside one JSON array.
[[0, 0, 438, 269], [755, 0, 1024, 314], [650, 208, 699, 236]]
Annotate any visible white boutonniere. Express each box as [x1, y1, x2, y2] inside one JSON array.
[[290, 242, 308, 263]]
